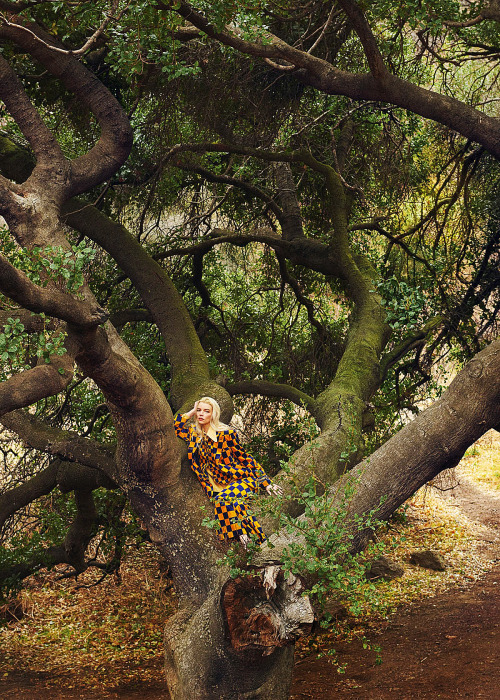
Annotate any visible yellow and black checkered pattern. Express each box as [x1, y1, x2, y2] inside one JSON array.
[[212, 479, 265, 543], [174, 413, 270, 543]]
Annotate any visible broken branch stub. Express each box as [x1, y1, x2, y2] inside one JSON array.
[[222, 566, 314, 656]]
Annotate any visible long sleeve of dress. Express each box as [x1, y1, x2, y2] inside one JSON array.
[[174, 413, 191, 442], [173, 413, 213, 495]]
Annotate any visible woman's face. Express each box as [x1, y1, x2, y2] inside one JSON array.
[[196, 402, 213, 429]]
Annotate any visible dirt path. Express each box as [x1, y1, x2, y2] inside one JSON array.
[[1, 467, 499, 699], [291, 467, 500, 700]]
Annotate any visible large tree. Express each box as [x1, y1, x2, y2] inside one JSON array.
[[0, 1, 499, 698]]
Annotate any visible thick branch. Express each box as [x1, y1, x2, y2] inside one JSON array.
[[0, 461, 58, 530], [0, 488, 98, 585], [0, 53, 66, 174], [62, 199, 230, 411], [0, 409, 116, 477], [109, 307, 153, 330], [0, 252, 108, 326], [0, 353, 74, 416], [0, 308, 56, 333], [273, 162, 304, 240], [258, 337, 500, 563], [63, 489, 97, 571], [167, 4, 500, 159], [0, 458, 115, 531], [0, 19, 133, 197]]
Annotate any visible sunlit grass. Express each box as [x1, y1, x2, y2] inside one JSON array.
[[460, 430, 500, 491]]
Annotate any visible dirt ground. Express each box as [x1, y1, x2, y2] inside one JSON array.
[[291, 563, 500, 699], [1, 469, 499, 700], [291, 469, 500, 700]]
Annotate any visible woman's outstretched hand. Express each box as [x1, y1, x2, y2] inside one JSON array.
[[266, 482, 283, 497]]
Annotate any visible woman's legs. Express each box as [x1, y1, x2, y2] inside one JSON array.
[[212, 479, 266, 544]]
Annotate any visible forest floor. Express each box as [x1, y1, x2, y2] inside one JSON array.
[[1, 432, 499, 699]]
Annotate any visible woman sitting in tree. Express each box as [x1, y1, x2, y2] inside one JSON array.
[[174, 397, 283, 547]]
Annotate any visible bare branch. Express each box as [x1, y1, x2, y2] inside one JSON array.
[[307, 3, 337, 55], [275, 251, 326, 339], [0, 0, 130, 56], [379, 316, 444, 383], [176, 160, 284, 222], [335, 0, 389, 82]]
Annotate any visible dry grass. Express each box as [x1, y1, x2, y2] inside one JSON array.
[[296, 432, 500, 659], [459, 429, 500, 491]]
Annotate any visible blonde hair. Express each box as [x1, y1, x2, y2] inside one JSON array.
[[193, 396, 229, 437]]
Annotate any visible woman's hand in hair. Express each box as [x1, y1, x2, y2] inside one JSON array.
[[186, 401, 199, 418]]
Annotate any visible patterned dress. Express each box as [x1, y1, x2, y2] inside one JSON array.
[[174, 413, 271, 543]]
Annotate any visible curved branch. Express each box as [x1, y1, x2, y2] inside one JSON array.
[[0, 461, 58, 530], [0, 19, 133, 197], [0, 0, 126, 57], [441, 1, 500, 28], [0, 543, 68, 585], [61, 199, 230, 410], [0, 457, 115, 531], [226, 379, 318, 418], [0, 131, 229, 415], [109, 307, 153, 330], [165, 4, 500, 159], [0, 53, 65, 174], [275, 251, 327, 338], [176, 160, 284, 222], [379, 316, 444, 384], [0, 488, 98, 585]]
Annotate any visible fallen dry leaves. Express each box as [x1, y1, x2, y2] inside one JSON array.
[[0, 545, 175, 690]]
